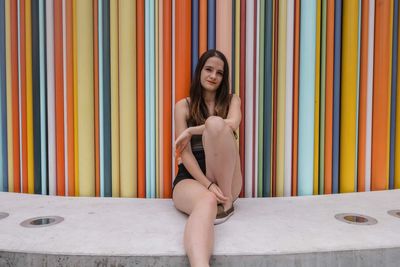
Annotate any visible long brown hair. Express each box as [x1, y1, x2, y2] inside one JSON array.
[[188, 49, 231, 126]]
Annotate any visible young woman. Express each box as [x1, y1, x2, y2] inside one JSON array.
[[173, 49, 243, 267]]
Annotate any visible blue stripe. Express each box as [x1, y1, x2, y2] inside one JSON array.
[[263, 0, 273, 197], [191, 0, 199, 77], [298, 0, 316, 196], [32, 0, 42, 194], [0, 0, 7, 192], [207, 0, 215, 49], [332, 0, 342, 194], [39, 0, 47, 194], [102, 0, 112, 197], [389, 0, 399, 190]]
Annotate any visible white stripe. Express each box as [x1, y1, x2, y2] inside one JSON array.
[[254, 0, 260, 197], [245, 0, 254, 198], [365, 0, 375, 192], [284, 0, 294, 197], [46, 0, 56, 195]]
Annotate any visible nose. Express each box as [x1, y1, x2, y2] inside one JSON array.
[[209, 71, 217, 79]]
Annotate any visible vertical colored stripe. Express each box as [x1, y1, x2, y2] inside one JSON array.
[[332, 0, 342, 194], [389, 0, 398, 189], [137, 0, 145, 198], [93, 0, 99, 197], [216, 0, 232, 88], [340, 0, 358, 193], [207, 0, 215, 49], [284, 0, 294, 197], [257, 0, 264, 197], [298, 0, 316, 196], [372, 0, 392, 191], [199, 0, 207, 56], [0, 0, 7, 191], [110, 0, 119, 197], [5, 0, 14, 192], [54, 0, 65, 196], [163, 0, 172, 198], [119, 0, 137, 197], [76, 0, 94, 196], [191, 0, 199, 75], [313, 0, 321, 195], [239, 0, 245, 197]]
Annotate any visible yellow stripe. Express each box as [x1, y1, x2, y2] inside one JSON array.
[[276, 0, 287, 197], [110, 0, 120, 197], [313, 0, 321, 194], [119, 0, 137, 197], [5, 0, 14, 192], [73, 0, 79, 195], [76, 0, 94, 196], [340, 0, 358, 192], [25, 0, 34, 194], [155, 1, 159, 198]]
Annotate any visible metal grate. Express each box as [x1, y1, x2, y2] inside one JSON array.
[[334, 213, 377, 225], [20, 216, 64, 228]]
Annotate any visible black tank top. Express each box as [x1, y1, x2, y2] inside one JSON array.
[[186, 98, 204, 152]]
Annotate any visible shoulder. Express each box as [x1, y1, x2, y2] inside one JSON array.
[[175, 98, 190, 117], [229, 94, 241, 106]]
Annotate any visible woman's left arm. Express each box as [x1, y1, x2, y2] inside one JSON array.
[[224, 94, 242, 131]]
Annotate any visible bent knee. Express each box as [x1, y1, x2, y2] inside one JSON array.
[[204, 116, 229, 136], [194, 191, 218, 211]]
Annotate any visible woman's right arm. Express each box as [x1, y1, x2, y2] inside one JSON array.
[[175, 100, 211, 189]]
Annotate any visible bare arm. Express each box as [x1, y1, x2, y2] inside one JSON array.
[[174, 99, 211, 188]]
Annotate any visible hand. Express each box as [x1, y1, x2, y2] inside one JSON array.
[[208, 183, 229, 204], [175, 128, 192, 153]]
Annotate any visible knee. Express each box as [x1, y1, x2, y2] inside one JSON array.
[[204, 116, 229, 137], [195, 191, 218, 213]]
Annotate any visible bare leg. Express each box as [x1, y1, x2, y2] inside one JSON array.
[[203, 116, 243, 210], [173, 179, 218, 267]]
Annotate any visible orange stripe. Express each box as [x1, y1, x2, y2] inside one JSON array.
[[291, 0, 300, 196], [324, 0, 334, 194], [199, 0, 207, 56], [175, 0, 191, 102], [11, 0, 20, 192], [137, 0, 145, 198], [163, 0, 172, 198], [66, 0, 75, 195], [372, 0, 391, 191], [357, 0, 369, 192], [20, 0, 28, 193], [54, 0, 65, 196], [94, 0, 100, 197]]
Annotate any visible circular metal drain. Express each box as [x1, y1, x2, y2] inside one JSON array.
[[20, 216, 64, 228], [335, 213, 377, 225], [0, 212, 9, 220], [388, 210, 400, 218]]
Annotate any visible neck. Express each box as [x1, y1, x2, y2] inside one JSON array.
[[202, 91, 216, 104]]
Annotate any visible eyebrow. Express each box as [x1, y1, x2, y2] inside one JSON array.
[[204, 65, 224, 72]]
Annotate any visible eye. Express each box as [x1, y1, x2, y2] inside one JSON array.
[[217, 72, 223, 76]]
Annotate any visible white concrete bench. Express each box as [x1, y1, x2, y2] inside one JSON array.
[[0, 190, 399, 266]]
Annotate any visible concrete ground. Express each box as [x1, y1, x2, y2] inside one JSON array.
[[0, 190, 399, 266]]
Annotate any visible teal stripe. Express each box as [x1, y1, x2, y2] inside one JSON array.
[[0, 0, 6, 192], [99, 0, 104, 197], [258, 0, 265, 197], [298, 0, 316, 196]]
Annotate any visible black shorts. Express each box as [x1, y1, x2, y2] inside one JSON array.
[[173, 150, 206, 191]]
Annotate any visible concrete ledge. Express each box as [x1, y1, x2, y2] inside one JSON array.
[[1, 190, 400, 266]]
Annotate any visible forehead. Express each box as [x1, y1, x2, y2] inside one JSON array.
[[203, 56, 224, 71]]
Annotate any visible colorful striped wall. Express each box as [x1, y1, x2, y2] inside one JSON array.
[[0, 0, 399, 198]]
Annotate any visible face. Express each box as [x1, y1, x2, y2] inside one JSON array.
[[200, 56, 224, 92]]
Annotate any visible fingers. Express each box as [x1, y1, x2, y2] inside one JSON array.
[[210, 185, 228, 203]]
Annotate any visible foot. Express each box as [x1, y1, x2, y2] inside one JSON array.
[[214, 202, 234, 225]]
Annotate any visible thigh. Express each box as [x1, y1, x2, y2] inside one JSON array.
[[173, 179, 213, 215]]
